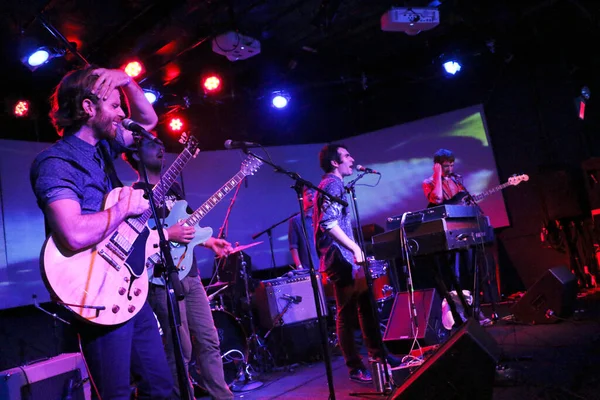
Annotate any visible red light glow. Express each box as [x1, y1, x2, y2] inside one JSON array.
[[169, 117, 184, 132], [14, 100, 30, 117], [124, 61, 144, 78], [203, 75, 222, 93]]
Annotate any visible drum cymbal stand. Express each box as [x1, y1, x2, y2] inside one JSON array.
[[231, 251, 267, 392]]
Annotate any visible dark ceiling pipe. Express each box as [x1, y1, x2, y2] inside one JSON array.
[[37, 13, 90, 66]]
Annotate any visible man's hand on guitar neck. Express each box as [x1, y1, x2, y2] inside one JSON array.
[[166, 221, 196, 244]]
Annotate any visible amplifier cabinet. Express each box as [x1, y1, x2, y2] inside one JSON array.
[[254, 274, 328, 330], [0, 352, 91, 400]]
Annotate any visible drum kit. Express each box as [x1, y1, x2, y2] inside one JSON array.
[[193, 242, 399, 393]]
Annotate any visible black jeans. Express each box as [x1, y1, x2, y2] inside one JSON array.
[[78, 302, 173, 400], [328, 249, 382, 371]]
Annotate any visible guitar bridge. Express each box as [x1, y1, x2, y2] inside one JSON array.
[[99, 249, 121, 271]]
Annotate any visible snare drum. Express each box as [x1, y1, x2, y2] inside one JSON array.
[[368, 258, 394, 303]]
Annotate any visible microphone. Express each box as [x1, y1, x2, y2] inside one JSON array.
[[450, 172, 462, 178], [356, 165, 381, 175], [224, 139, 261, 150], [122, 119, 163, 145], [282, 294, 302, 303]]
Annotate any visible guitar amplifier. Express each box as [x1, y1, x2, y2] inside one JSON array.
[[254, 274, 328, 330], [0, 353, 91, 400]]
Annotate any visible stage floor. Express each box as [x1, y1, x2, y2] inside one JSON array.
[[198, 289, 600, 399]]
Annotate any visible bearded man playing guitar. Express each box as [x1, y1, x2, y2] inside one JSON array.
[[30, 66, 173, 399]]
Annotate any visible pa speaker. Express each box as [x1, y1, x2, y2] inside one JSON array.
[[383, 288, 443, 355], [511, 265, 578, 324], [388, 318, 499, 400]]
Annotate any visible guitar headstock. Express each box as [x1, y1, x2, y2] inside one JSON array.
[[508, 174, 529, 186], [241, 156, 263, 176], [178, 133, 200, 157]]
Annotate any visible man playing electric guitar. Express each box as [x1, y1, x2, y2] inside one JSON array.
[[123, 138, 234, 400], [30, 66, 173, 399], [421, 148, 498, 325]]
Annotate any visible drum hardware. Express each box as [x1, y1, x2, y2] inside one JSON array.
[[231, 251, 267, 392]]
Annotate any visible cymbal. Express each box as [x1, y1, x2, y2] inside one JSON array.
[[229, 241, 263, 256], [206, 281, 229, 289]]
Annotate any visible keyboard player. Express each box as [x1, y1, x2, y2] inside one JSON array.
[[422, 148, 497, 325]]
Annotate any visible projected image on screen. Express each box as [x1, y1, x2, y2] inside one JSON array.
[[347, 105, 510, 229], [0, 105, 510, 310]]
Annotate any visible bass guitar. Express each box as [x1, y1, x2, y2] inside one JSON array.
[[440, 174, 529, 206], [145, 156, 263, 286], [40, 135, 199, 326]]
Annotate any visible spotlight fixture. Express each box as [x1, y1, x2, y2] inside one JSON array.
[[13, 100, 30, 117], [123, 61, 144, 78], [168, 117, 184, 132], [443, 60, 462, 75], [21, 47, 65, 71], [143, 89, 160, 105], [271, 90, 291, 109], [577, 86, 591, 120], [202, 74, 222, 94], [439, 53, 462, 76]]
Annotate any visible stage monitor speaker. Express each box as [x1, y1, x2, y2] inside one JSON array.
[[253, 274, 328, 330], [388, 318, 499, 400], [383, 288, 443, 355], [510, 265, 578, 324], [0, 353, 91, 400]]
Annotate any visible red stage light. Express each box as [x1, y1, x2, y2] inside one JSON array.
[[202, 74, 222, 93], [168, 117, 184, 132], [14, 100, 30, 117], [124, 61, 144, 78]]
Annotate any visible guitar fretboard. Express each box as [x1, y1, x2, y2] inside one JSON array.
[[471, 182, 512, 202], [186, 170, 248, 226], [129, 148, 194, 232]]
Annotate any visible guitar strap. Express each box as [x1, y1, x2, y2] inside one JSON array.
[[98, 141, 124, 189]]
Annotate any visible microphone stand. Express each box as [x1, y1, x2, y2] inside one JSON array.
[[213, 181, 242, 285], [134, 136, 191, 400], [345, 175, 392, 397], [251, 211, 301, 271], [244, 149, 345, 400]]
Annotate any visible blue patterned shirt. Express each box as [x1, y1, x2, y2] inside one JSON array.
[[313, 173, 357, 275], [30, 133, 127, 215]]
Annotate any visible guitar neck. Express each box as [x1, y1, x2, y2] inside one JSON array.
[[129, 148, 194, 231], [471, 182, 512, 202], [186, 170, 248, 226]]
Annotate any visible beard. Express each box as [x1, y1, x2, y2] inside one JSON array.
[[92, 112, 117, 140]]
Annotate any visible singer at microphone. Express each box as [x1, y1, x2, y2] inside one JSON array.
[[224, 139, 261, 150], [122, 118, 163, 145], [356, 165, 381, 175]]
